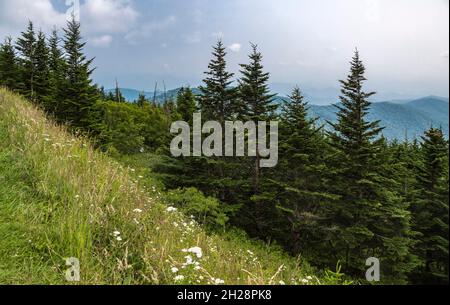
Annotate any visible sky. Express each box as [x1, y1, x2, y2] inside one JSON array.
[[0, 0, 449, 103]]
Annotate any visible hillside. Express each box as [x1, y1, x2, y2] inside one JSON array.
[[0, 89, 344, 285]]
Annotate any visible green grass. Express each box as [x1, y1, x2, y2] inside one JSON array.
[[0, 88, 346, 285]]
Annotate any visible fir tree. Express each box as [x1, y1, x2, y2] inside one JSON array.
[[325, 50, 416, 282], [274, 87, 334, 254], [0, 37, 21, 90], [61, 16, 98, 129], [136, 92, 148, 107], [199, 39, 238, 122], [237, 44, 278, 234], [238, 43, 277, 193], [15, 21, 36, 100], [33, 30, 50, 105], [47, 28, 66, 115], [411, 128, 449, 284], [176, 87, 197, 123]]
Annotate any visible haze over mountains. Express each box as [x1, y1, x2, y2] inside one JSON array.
[[106, 87, 449, 141]]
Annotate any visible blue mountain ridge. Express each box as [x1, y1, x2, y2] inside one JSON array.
[[106, 88, 448, 141]]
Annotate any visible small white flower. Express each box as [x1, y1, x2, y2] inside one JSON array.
[[166, 206, 177, 212], [116, 236, 122, 241], [188, 246, 203, 259], [306, 276, 313, 280], [171, 267, 179, 273], [174, 275, 185, 282], [184, 255, 193, 265], [301, 278, 309, 284], [113, 231, 121, 236], [133, 208, 143, 213], [279, 280, 286, 285], [194, 265, 201, 270], [214, 278, 225, 285]]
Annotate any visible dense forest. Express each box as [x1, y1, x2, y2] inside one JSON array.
[[0, 18, 448, 284]]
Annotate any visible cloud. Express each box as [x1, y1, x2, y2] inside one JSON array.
[[125, 15, 176, 44], [81, 0, 139, 34], [0, 0, 66, 36], [228, 43, 242, 53], [91, 34, 113, 47]]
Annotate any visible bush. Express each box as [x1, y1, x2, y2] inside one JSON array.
[[166, 187, 230, 230]]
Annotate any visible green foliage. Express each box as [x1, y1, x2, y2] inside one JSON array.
[[15, 21, 36, 100], [410, 128, 449, 284], [166, 188, 232, 230], [324, 50, 417, 283], [60, 16, 98, 129], [176, 87, 197, 123], [0, 37, 21, 90]]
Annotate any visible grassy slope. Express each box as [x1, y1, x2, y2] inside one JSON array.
[[0, 89, 341, 285]]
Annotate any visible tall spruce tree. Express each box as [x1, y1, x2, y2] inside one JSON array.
[[199, 39, 238, 122], [273, 87, 335, 254], [47, 28, 66, 115], [325, 50, 416, 282], [237, 44, 278, 234], [0, 37, 21, 90], [61, 16, 97, 129], [238, 43, 277, 193], [33, 30, 50, 105], [411, 128, 449, 284], [15, 21, 36, 100]]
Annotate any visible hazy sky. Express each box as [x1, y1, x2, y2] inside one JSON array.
[[0, 0, 448, 101]]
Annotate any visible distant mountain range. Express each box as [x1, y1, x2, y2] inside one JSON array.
[[308, 96, 449, 140], [106, 88, 448, 141]]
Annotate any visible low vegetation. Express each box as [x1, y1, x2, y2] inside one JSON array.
[[0, 89, 350, 284]]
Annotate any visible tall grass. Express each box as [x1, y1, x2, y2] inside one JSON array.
[[0, 88, 342, 285]]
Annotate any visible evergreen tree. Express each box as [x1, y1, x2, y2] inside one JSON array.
[[47, 28, 66, 115], [325, 50, 416, 282], [61, 16, 98, 129], [136, 92, 148, 107], [15, 21, 36, 100], [176, 87, 197, 124], [411, 128, 449, 284], [273, 87, 334, 254], [237, 44, 278, 234], [238, 43, 277, 193], [33, 30, 50, 105], [199, 39, 238, 122], [0, 37, 21, 90]]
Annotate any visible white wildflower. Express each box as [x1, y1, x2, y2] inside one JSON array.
[[166, 206, 177, 212], [184, 255, 193, 265], [174, 275, 185, 282], [301, 278, 309, 284], [214, 278, 225, 285], [113, 231, 121, 236], [188, 246, 203, 259], [171, 267, 179, 273], [133, 208, 143, 213], [279, 280, 286, 285], [116, 236, 123, 241]]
